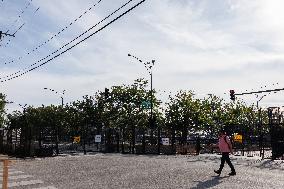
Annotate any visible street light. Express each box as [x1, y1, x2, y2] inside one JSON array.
[[43, 88, 66, 155], [43, 88, 65, 106], [128, 53, 156, 153], [255, 94, 266, 159], [18, 104, 29, 157], [128, 53, 155, 127]]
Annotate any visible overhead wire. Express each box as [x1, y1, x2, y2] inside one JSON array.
[[2, 7, 40, 48], [0, 0, 146, 83], [2, 0, 102, 65], [0, 0, 35, 47], [0, 0, 135, 80], [5, 0, 33, 34]]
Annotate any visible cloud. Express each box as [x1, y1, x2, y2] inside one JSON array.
[[2, 0, 284, 110]]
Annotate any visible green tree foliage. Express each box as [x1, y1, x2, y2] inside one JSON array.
[[0, 93, 7, 128], [4, 79, 271, 144], [165, 90, 201, 144]]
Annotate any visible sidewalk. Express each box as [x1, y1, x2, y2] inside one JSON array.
[[186, 153, 284, 170]]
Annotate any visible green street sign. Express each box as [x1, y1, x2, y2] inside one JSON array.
[[141, 101, 151, 109]]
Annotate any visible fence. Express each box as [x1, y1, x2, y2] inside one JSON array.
[[0, 123, 274, 159]]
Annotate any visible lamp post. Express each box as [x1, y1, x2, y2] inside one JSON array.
[[256, 94, 266, 159], [128, 53, 156, 153], [43, 88, 65, 106], [43, 88, 65, 155], [19, 104, 29, 157], [128, 53, 155, 126]]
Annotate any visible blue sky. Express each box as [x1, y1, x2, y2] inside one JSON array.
[[1, 0, 284, 112]]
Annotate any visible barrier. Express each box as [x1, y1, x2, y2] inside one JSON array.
[[1, 156, 10, 189]]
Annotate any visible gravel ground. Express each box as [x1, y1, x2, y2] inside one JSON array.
[[2, 153, 284, 189]]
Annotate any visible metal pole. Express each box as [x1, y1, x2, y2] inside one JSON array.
[[43, 88, 65, 155], [256, 95, 265, 159], [2, 159, 9, 189], [150, 70, 153, 126], [61, 96, 64, 107]]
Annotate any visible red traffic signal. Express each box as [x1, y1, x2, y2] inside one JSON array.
[[229, 90, 235, 100]]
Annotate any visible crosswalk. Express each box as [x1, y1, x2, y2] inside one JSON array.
[[0, 167, 57, 189]]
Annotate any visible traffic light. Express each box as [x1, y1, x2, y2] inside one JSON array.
[[105, 88, 109, 98], [229, 90, 235, 100]]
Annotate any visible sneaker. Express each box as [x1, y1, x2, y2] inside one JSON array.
[[214, 170, 221, 175], [229, 172, 236, 176]]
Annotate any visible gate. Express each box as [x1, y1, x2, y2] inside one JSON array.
[[268, 107, 284, 160]]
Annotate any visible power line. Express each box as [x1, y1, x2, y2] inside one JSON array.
[[5, 0, 33, 34], [2, 7, 40, 48], [0, 0, 146, 83], [2, 0, 102, 65], [0, 0, 133, 79], [0, 0, 135, 80], [0, 31, 15, 39], [0, 0, 37, 47], [0, 23, 25, 46]]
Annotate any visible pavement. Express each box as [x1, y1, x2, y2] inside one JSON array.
[[1, 153, 284, 189]]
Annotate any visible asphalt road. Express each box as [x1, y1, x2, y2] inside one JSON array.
[[1, 153, 284, 189]]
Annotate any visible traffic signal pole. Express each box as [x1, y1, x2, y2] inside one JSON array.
[[235, 87, 284, 96], [229, 87, 283, 159], [229, 87, 284, 101]]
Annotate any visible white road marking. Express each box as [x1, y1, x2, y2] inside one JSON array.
[[8, 174, 33, 180], [0, 168, 57, 189], [8, 179, 44, 187], [32, 186, 58, 189], [0, 170, 24, 176]]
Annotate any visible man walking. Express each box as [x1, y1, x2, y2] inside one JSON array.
[[214, 129, 236, 176]]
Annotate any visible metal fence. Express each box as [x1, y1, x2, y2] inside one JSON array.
[[0, 123, 276, 159]]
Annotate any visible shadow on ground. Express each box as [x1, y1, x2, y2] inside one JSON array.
[[190, 175, 230, 189]]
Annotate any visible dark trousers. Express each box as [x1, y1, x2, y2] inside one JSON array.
[[218, 152, 235, 173]]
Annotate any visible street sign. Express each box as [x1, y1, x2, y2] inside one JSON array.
[[161, 138, 169, 145], [141, 101, 151, 109], [95, 135, 102, 143], [73, 136, 81, 143], [234, 134, 243, 143]]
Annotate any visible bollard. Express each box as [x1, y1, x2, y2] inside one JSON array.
[[2, 159, 9, 189]]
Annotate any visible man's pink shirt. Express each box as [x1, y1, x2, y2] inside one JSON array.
[[218, 135, 231, 153]]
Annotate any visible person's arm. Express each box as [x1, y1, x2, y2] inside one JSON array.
[[226, 136, 234, 154]]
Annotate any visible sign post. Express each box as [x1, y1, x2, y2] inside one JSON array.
[[2, 159, 9, 189]]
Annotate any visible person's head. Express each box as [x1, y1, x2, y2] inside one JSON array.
[[219, 129, 226, 136]]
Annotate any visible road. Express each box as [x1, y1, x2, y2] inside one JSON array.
[[1, 153, 284, 189]]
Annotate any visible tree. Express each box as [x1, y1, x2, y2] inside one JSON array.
[[165, 90, 201, 145], [0, 93, 7, 128]]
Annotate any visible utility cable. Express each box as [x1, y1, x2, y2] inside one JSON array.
[[0, 0, 135, 80], [0, 0, 130, 79], [5, 0, 33, 34], [2, 7, 40, 48], [0, 0, 146, 83], [0, 0, 33, 43], [0, 0, 38, 47], [2, 0, 102, 65]]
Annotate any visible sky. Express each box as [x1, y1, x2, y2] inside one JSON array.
[[1, 0, 284, 112]]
